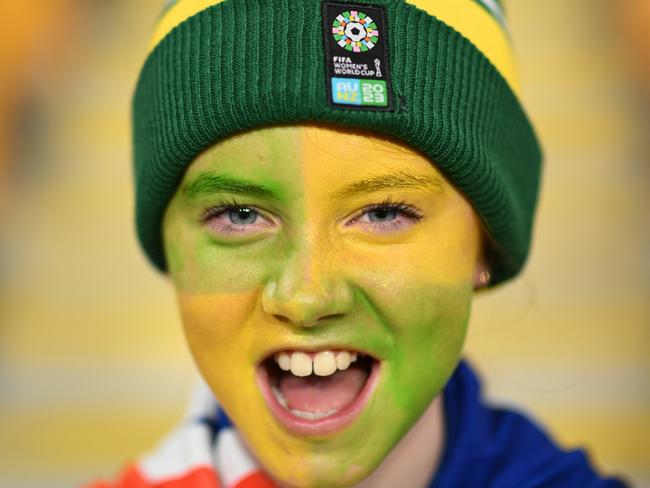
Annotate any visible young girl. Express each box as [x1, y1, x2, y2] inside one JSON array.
[[92, 0, 628, 486]]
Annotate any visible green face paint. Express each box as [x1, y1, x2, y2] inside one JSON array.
[[163, 125, 481, 487]]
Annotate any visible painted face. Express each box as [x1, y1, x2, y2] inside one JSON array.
[[162, 125, 482, 487]]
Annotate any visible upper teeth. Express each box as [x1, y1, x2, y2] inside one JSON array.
[[274, 350, 359, 377]]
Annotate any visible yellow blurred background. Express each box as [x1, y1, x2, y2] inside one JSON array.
[[1, 1, 648, 487]]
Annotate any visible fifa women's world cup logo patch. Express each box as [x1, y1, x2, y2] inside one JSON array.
[[323, 2, 394, 111], [332, 11, 379, 53]]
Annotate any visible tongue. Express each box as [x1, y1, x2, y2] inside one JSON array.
[[279, 365, 369, 413]]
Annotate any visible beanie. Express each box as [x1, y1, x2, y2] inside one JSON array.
[[132, 0, 542, 285]]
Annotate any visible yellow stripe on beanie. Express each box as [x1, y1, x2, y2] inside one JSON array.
[[415, 0, 519, 93], [148, 0, 519, 94], [149, 0, 225, 51]]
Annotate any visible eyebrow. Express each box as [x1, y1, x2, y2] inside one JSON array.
[[329, 171, 443, 200], [182, 173, 276, 200], [182, 170, 442, 201]]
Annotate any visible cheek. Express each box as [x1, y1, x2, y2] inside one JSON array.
[[165, 214, 281, 295], [176, 292, 261, 409], [175, 291, 332, 483], [343, 240, 475, 411], [178, 292, 252, 345], [174, 246, 274, 295], [357, 282, 472, 463], [386, 283, 472, 401]]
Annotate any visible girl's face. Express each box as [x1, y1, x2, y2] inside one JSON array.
[[163, 125, 482, 488]]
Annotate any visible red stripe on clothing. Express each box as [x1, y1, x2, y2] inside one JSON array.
[[155, 467, 221, 488], [85, 466, 148, 488], [87, 466, 222, 488], [235, 471, 277, 488]]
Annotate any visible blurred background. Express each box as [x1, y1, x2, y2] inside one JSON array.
[[0, 0, 648, 487]]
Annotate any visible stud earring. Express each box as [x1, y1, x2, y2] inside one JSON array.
[[478, 271, 491, 287]]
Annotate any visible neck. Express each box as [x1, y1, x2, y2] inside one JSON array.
[[354, 395, 445, 488]]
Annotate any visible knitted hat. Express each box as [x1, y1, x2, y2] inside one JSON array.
[[133, 0, 542, 285]]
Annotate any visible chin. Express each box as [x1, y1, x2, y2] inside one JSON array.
[[260, 451, 382, 488]]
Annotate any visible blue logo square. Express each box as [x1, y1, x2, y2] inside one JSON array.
[[332, 78, 361, 106]]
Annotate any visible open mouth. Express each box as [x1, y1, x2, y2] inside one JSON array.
[[257, 349, 381, 435]]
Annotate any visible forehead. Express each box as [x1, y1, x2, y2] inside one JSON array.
[[182, 125, 446, 199]]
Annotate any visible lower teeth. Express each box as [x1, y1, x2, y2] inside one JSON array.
[[271, 385, 339, 420], [289, 408, 338, 420]]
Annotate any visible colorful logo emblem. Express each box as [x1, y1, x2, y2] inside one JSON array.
[[332, 10, 379, 52]]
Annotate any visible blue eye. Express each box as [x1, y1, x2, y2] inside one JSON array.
[[367, 207, 398, 222], [201, 200, 275, 237], [350, 198, 425, 233], [228, 207, 258, 225]]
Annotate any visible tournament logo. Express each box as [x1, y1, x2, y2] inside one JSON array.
[[323, 2, 394, 111], [332, 10, 379, 52]]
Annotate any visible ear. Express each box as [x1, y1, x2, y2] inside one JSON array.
[[472, 252, 491, 290]]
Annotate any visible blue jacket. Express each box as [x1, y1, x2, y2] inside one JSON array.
[[429, 360, 630, 487]]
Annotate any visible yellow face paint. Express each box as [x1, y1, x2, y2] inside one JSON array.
[[163, 125, 482, 487]]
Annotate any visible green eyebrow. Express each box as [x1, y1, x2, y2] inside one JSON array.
[[182, 173, 276, 200], [329, 171, 443, 199]]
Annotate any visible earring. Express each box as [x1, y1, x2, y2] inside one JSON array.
[[478, 271, 491, 287]]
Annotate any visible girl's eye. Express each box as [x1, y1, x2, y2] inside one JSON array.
[[228, 207, 259, 225], [365, 207, 399, 222], [350, 199, 424, 232], [201, 201, 274, 236]]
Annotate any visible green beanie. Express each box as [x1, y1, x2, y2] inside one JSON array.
[[132, 0, 542, 285]]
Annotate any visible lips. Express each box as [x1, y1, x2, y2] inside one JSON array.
[[257, 349, 381, 436]]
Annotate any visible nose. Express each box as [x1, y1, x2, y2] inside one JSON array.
[[262, 241, 354, 328]]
